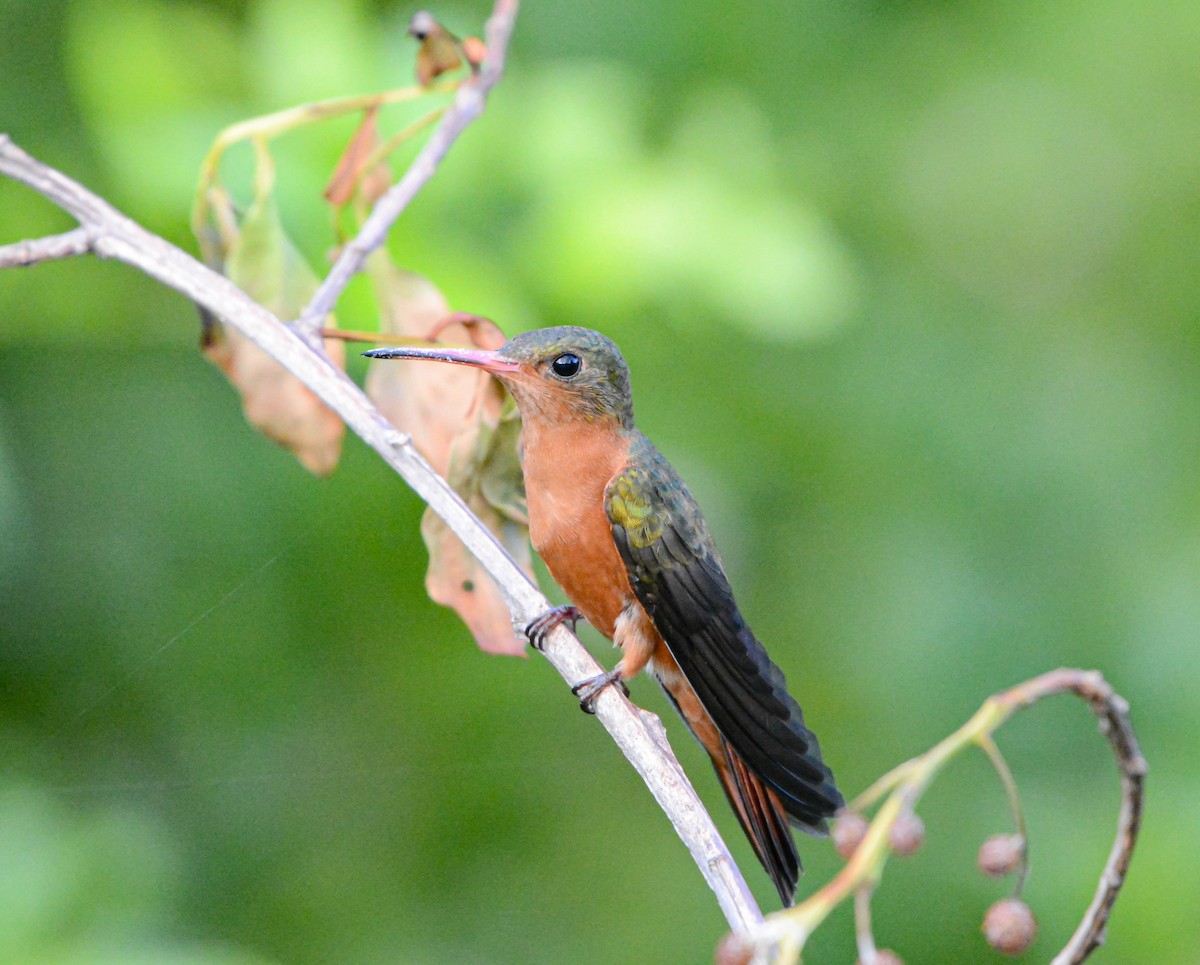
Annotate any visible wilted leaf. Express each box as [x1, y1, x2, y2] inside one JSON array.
[[365, 256, 532, 655], [421, 356, 530, 654], [423, 311, 527, 524], [408, 11, 463, 87], [421, 492, 528, 657], [324, 106, 387, 207], [478, 398, 526, 525], [364, 256, 476, 474], [203, 188, 346, 476]]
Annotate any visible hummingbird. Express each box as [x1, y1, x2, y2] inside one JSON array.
[[365, 325, 842, 904]]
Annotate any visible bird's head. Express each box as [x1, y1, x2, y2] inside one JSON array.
[[365, 324, 635, 428]]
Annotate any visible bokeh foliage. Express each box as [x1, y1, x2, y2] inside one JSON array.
[[2, 0, 1197, 961]]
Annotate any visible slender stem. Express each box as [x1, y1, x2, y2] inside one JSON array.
[[330, 107, 448, 243], [849, 759, 912, 813], [318, 328, 426, 344], [1042, 674, 1147, 964], [293, 0, 520, 335], [853, 886, 879, 964], [0, 226, 93, 268], [361, 107, 448, 181], [977, 734, 1029, 896], [191, 82, 455, 242], [743, 670, 1144, 964]]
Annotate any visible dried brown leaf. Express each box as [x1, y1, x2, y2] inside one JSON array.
[[323, 105, 384, 207], [421, 496, 528, 656], [364, 256, 475, 475], [206, 191, 345, 476], [430, 320, 531, 655], [409, 11, 463, 87], [364, 258, 531, 654]]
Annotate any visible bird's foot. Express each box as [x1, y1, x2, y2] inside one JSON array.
[[570, 668, 630, 714], [524, 605, 584, 652]]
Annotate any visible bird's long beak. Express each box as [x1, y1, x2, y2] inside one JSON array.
[[362, 345, 522, 375]]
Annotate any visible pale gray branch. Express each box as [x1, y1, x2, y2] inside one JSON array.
[[0, 226, 93, 267], [0, 126, 763, 934], [293, 0, 519, 336]]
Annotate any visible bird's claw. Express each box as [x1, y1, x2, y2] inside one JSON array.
[[570, 669, 630, 714], [524, 605, 583, 652]]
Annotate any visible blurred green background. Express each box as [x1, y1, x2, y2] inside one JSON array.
[[1, 0, 1196, 961]]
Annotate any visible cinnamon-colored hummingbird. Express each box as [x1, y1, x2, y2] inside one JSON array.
[[365, 326, 842, 904]]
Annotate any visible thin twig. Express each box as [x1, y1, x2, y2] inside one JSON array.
[[0, 126, 762, 933], [293, 0, 519, 336], [853, 886, 879, 963], [977, 734, 1029, 896], [1027, 672, 1146, 964], [359, 106, 448, 190], [191, 82, 455, 245], [329, 106, 448, 243], [740, 668, 1145, 964], [0, 226, 93, 267]]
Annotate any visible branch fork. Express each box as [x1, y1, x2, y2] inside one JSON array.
[[0, 0, 764, 935]]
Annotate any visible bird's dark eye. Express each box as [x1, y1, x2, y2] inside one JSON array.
[[551, 353, 582, 378]]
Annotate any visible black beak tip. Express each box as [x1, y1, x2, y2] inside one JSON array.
[[362, 349, 388, 359]]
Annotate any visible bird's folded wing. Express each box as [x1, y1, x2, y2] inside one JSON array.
[[605, 438, 842, 828]]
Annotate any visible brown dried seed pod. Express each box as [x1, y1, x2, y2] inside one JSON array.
[[978, 834, 1024, 878], [888, 811, 926, 856], [833, 812, 869, 860], [983, 897, 1037, 956]]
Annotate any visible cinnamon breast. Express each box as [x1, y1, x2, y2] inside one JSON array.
[[520, 419, 634, 639]]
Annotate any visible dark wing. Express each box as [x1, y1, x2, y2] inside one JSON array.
[[605, 434, 843, 831]]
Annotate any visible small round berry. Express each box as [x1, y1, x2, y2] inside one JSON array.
[[833, 812, 869, 860], [714, 933, 751, 965], [888, 812, 925, 857], [857, 950, 904, 965], [978, 834, 1024, 878], [462, 36, 487, 67], [983, 898, 1037, 956]]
